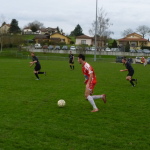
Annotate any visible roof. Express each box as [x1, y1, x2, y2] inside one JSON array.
[[34, 35, 49, 39], [126, 32, 142, 38], [118, 38, 148, 42], [76, 35, 92, 39], [50, 32, 70, 39]]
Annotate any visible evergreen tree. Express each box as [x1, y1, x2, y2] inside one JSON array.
[[9, 19, 21, 34], [125, 42, 130, 52], [112, 40, 117, 48], [70, 24, 84, 36], [2, 22, 6, 26], [57, 26, 60, 33]]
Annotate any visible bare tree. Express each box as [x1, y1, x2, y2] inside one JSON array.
[[89, 7, 113, 49], [136, 25, 150, 38], [89, 7, 113, 37], [121, 28, 134, 37]]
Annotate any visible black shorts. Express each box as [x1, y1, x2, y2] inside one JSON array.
[[69, 60, 74, 64], [127, 71, 134, 77], [34, 65, 41, 71]]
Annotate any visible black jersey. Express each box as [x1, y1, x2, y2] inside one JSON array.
[[69, 54, 74, 61], [125, 61, 134, 73], [32, 56, 40, 66]]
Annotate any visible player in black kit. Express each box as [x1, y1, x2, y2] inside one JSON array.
[[69, 51, 74, 70], [29, 52, 46, 80], [120, 57, 137, 87]]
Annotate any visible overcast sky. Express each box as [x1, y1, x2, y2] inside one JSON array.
[[0, 0, 150, 39]]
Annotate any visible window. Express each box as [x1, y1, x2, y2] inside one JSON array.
[[81, 40, 86, 44], [130, 42, 137, 47]]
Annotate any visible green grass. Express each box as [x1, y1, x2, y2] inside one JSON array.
[[21, 35, 35, 40], [0, 57, 149, 150]]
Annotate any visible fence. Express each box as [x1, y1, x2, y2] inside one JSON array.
[[29, 48, 150, 57]]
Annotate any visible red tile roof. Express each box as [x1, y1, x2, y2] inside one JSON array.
[[118, 38, 148, 42], [76, 35, 92, 39]]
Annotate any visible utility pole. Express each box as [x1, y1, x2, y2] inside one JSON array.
[[94, 0, 98, 61]]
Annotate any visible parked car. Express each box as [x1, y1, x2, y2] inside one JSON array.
[[116, 56, 124, 63], [70, 46, 76, 50], [143, 49, 150, 54], [76, 46, 82, 50], [90, 47, 95, 51], [62, 46, 68, 50], [54, 46, 61, 50], [147, 57, 150, 64], [35, 43, 42, 49], [135, 57, 142, 63], [137, 49, 143, 53], [42, 45, 48, 49], [48, 45, 54, 50], [130, 49, 136, 53], [85, 47, 90, 51], [111, 48, 119, 52], [105, 48, 111, 51]]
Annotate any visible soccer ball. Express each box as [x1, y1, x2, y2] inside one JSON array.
[[57, 99, 66, 107]]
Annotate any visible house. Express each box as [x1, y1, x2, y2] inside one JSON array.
[[46, 27, 58, 34], [75, 35, 106, 48], [23, 27, 42, 34], [50, 33, 70, 44], [34, 35, 50, 43], [117, 33, 149, 50], [34, 32, 70, 44], [23, 27, 33, 34], [75, 35, 93, 46], [0, 24, 10, 34]]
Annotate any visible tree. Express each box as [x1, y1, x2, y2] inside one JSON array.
[[125, 42, 130, 52], [57, 26, 60, 33], [136, 25, 150, 38], [89, 7, 113, 38], [70, 24, 84, 36], [27, 20, 44, 32], [122, 28, 134, 37], [111, 40, 118, 48], [2, 22, 6, 26], [89, 7, 113, 49], [9, 19, 21, 34]]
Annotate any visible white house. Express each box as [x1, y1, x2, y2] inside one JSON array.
[[0, 24, 10, 34], [75, 35, 93, 46]]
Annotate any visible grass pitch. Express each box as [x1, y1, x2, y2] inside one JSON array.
[[0, 57, 149, 150]]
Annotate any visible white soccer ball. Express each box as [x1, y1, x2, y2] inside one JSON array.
[[57, 99, 66, 107]]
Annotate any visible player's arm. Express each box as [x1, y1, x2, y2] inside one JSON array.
[[29, 60, 37, 67], [120, 69, 128, 72]]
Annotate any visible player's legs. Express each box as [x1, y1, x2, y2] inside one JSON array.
[[85, 87, 99, 112], [126, 71, 137, 87], [92, 95, 106, 103], [69, 63, 72, 69], [69, 60, 72, 70], [72, 62, 74, 70], [89, 83, 106, 103], [34, 65, 41, 80], [85, 83, 99, 112], [34, 70, 40, 80], [126, 75, 137, 86], [69, 61, 74, 70]]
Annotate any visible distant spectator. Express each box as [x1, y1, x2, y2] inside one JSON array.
[[141, 57, 147, 66]]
